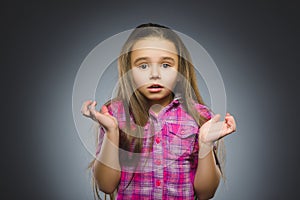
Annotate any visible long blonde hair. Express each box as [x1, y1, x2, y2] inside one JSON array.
[[90, 23, 225, 199]]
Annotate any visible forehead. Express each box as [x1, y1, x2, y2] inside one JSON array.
[[131, 37, 178, 55]]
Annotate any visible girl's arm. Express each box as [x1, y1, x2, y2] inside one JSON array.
[[194, 113, 236, 199], [81, 100, 121, 194], [194, 150, 221, 199], [93, 128, 121, 194]]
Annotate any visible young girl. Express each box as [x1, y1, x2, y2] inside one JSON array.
[[81, 23, 236, 200]]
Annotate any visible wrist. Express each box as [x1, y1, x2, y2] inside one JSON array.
[[105, 129, 119, 144], [198, 140, 216, 159]]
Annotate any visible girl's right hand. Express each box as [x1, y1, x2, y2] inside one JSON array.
[[81, 100, 118, 132]]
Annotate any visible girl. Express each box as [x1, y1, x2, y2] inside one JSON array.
[[81, 23, 236, 199]]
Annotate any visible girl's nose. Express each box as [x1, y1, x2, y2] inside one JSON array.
[[149, 64, 161, 79]]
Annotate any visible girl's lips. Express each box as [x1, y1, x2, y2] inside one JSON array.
[[147, 87, 163, 92], [147, 84, 163, 92]]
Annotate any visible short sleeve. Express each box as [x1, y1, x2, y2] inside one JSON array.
[[194, 103, 214, 120]]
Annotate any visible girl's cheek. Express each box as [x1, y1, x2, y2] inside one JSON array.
[[131, 68, 148, 88], [133, 77, 147, 88], [162, 70, 178, 89]]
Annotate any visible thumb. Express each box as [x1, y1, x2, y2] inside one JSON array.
[[101, 105, 109, 114], [211, 114, 221, 123]]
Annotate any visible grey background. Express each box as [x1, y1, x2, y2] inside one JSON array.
[[2, 0, 299, 199]]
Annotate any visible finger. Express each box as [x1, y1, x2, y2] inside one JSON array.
[[230, 117, 237, 131], [93, 110, 116, 126], [213, 121, 231, 138], [89, 100, 97, 111], [225, 115, 232, 125], [225, 114, 234, 124], [225, 115, 236, 131], [222, 128, 234, 137], [225, 113, 232, 122], [92, 100, 97, 108], [81, 100, 93, 115], [91, 109, 99, 119], [211, 114, 221, 123], [81, 100, 92, 112], [101, 105, 109, 114], [89, 107, 102, 122], [220, 121, 236, 138]]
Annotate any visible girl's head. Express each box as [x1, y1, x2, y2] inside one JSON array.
[[117, 23, 205, 126]]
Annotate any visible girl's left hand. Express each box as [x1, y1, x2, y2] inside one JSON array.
[[199, 112, 236, 144], [198, 113, 236, 158]]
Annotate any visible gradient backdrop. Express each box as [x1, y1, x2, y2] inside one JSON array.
[[2, 0, 299, 199]]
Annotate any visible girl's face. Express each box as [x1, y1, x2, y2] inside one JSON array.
[[131, 37, 179, 107]]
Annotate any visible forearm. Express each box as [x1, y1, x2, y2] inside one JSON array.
[[93, 130, 121, 194], [194, 150, 221, 199]]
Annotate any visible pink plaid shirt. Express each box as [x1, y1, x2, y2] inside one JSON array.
[[96, 97, 212, 199]]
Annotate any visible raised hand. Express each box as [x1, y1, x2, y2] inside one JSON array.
[[81, 100, 118, 132], [198, 113, 236, 158]]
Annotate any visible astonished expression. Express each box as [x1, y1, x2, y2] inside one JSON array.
[[131, 37, 179, 107]]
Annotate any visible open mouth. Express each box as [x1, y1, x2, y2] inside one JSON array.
[[148, 84, 163, 89], [147, 84, 164, 92]]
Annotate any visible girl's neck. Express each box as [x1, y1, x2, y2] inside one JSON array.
[[148, 94, 174, 115]]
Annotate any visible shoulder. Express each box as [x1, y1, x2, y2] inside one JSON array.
[[104, 98, 127, 121], [105, 98, 124, 113], [193, 103, 213, 120]]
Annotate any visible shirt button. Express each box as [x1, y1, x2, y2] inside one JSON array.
[[155, 180, 161, 187], [155, 137, 161, 144], [155, 159, 161, 165]]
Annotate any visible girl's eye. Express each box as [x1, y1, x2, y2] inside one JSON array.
[[162, 63, 171, 68], [138, 64, 148, 70]]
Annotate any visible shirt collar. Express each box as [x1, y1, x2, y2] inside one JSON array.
[[172, 93, 183, 105], [149, 93, 183, 118]]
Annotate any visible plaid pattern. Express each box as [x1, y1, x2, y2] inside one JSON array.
[[96, 97, 212, 199]]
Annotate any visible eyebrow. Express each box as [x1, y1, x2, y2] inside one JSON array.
[[133, 57, 176, 65]]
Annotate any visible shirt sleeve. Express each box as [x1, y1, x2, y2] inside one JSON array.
[[195, 103, 214, 120], [190, 104, 214, 166]]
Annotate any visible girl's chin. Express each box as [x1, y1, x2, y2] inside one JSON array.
[[145, 94, 174, 106]]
